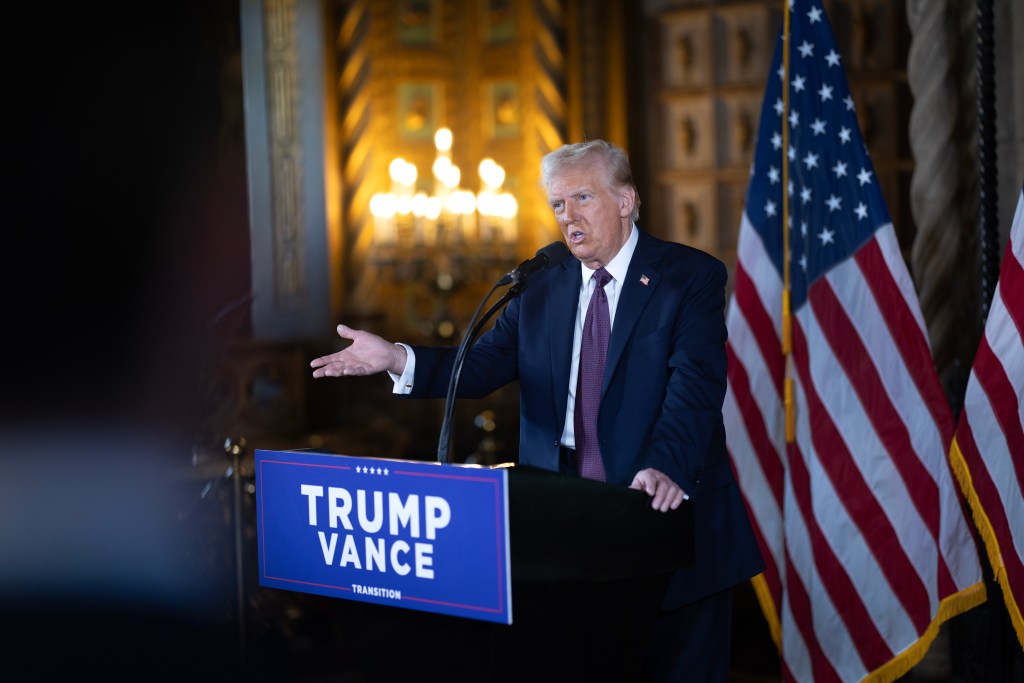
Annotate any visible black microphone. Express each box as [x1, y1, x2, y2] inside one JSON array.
[[496, 241, 572, 286]]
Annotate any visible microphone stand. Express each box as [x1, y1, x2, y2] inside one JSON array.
[[435, 275, 529, 464]]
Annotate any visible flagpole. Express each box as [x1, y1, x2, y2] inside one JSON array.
[[977, 0, 999, 321], [781, 0, 795, 443]]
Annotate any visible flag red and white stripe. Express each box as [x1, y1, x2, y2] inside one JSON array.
[[949, 186, 1024, 648], [724, 2, 986, 680]]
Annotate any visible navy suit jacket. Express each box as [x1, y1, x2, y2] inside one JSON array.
[[409, 229, 764, 609]]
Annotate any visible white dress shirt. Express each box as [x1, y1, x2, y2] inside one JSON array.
[[560, 225, 638, 448]]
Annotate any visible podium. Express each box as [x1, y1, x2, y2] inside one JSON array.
[[254, 450, 693, 680], [502, 465, 694, 680], [507, 464, 693, 582]]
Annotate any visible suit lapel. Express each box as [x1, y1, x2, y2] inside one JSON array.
[[548, 259, 581, 415], [605, 232, 663, 393]]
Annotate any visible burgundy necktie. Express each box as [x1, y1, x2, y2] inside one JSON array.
[[575, 268, 612, 481]]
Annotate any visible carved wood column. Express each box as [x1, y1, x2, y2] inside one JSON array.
[[906, 0, 981, 400]]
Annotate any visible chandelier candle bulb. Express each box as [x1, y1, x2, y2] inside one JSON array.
[[367, 127, 519, 331]]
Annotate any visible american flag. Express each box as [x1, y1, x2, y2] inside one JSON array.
[[723, 1, 986, 680], [949, 186, 1024, 649]]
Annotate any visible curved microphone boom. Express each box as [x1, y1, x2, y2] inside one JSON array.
[[496, 240, 572, 286], [436, 241, 571, 464]]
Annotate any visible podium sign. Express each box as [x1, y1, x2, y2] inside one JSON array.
[[254, 449, 512, 624]]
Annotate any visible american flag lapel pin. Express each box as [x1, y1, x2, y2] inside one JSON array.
[[640, 274, 650, 286]]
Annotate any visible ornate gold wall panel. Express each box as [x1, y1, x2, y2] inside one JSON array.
[[334, 0, 569, 338]]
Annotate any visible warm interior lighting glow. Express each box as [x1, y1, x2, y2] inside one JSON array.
[[478, 158, 505, 189], [434, 127, 453, 153], [447, 190, 476, 215], [395, 194, 413, 215], [432, 157, 461, 189], [389, 158, 417, 186], [370, 128, 517, 251], [493, 193, 518, 219], [369, 192, 396, 218], [368, 128, 520, 339]]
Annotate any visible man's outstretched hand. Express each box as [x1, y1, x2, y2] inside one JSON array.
[[310, 324, 408, 378]]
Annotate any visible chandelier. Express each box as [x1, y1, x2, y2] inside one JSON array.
[[368, 128, 520, 338]]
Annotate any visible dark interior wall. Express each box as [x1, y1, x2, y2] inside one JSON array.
[[0, 3, 255, 677], [2, 1, 250, 434]]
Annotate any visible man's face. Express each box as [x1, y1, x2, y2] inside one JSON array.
[[546, 159, 634, 269]]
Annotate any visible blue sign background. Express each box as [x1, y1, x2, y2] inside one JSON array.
[[254, 449, 512, 624]]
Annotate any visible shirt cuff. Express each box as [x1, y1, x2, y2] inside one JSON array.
[[389, 343, 414, 394]]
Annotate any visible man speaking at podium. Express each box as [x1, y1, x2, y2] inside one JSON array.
[[312, 140, 764, 682]]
